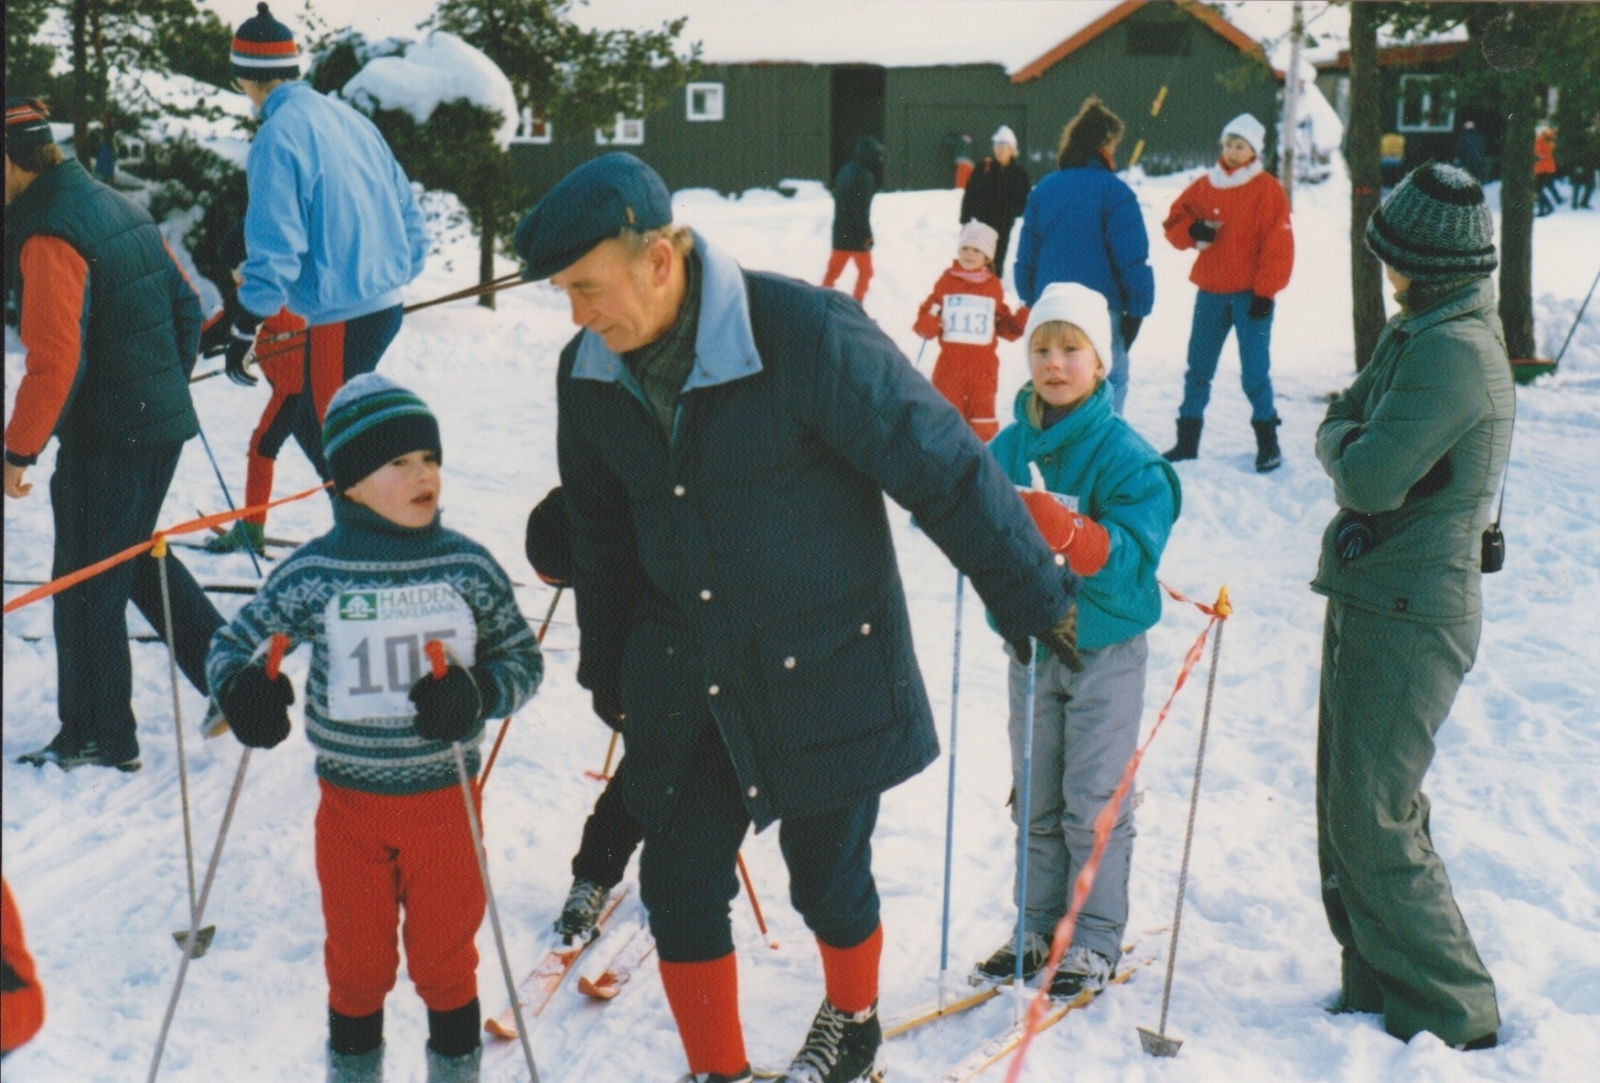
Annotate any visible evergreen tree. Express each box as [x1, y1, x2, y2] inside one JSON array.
[[5, 0, 61, 103]]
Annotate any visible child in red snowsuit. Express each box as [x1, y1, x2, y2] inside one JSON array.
[[913, 220, 1028, 440]]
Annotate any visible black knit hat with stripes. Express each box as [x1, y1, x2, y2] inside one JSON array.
[[231, 3, 300, 83], [1365, 162, 1497, 283], [5, 98, 56, 153]]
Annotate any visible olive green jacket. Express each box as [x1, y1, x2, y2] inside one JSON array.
[[1312, 278, 1515, 623]]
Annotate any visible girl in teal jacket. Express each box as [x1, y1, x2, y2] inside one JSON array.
[[977, 282, 1180, 999]]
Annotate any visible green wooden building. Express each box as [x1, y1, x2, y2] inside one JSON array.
[[510, 0, 1282, 202]]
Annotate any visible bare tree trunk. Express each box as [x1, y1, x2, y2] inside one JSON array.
[[478, 210, 497, 310], [1498, 68, 1538, 360], [1347, 2, 1387, 371], [71, 0, 90, 163], [1281, 0, 1305, 210]]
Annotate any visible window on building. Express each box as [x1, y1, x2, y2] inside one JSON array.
[[595, 113, 645, 146], [686, 82, 725, 122], [513, 107, 552, 144], [1126, 19, 1191, 56], [1397, 74, 1456, 132]]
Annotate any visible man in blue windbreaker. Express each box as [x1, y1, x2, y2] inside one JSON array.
[[220, 4, 428, 482]]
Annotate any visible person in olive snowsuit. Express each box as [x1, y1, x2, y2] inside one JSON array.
[[821, 136, 884, 303], [1313, 162, 1512, 1052], [514, 153, 1082, 1083], [5, 98, 223, 773]]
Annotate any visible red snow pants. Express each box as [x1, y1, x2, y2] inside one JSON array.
[[823, 250, 874, 302], [931, 350, 1001, 441], [316, 780, 485, 1018]]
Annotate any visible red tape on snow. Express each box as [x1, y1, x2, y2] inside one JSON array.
[[1002, 586, 1230, 1083]]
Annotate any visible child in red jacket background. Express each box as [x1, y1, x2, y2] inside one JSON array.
[[913, 220, 1028, 440], [1161, 112, 1294, 472]]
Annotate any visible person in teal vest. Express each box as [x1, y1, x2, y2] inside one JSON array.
[[1314, 162, 1512, 1051], [5, 98, 223, 772]]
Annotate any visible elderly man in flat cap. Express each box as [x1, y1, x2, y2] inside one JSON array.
[[514, 152, 1083, 1083]]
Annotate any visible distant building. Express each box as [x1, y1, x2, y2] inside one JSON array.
[[511, 0, 1282, 200]]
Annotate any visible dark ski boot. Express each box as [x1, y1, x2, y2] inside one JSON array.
[[782, 999, 883, 1083], [1046, 945, 1114, 1000], [554, 877, 609, 942], [971, 930, 1049, 985], [1163, 417, 1203, 462], [1252, 417, 1283, 473], [327, 1043, 384, 1083], [425, 1045, 480, 1083], [16, 736, 139, 772], [672, 1070, 754, 1083], [205, 520, 267, 555]]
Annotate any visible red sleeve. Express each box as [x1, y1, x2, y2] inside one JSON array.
[[1, 879, 45, 1055], [913, 277, 947, 339], [1252, 178, 1295, 299], [5, 235, 88, 463], [1162, 178, 1206, 251]]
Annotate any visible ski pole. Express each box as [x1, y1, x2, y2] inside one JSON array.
[[584, 731, 619, 783], [147, 633, 286, 1083], [195, 423, 263, 579], [914, 337, 930, 371], [244, 273, 531, 355], [1554, 260, 1600, 366], [938, 571, 965, 1006], [1138, 593, 1229, 1059], [426, 641, 542, 1083], [479, 586, 563, 793], [737, 852, 778, 951], [1012, 645, 1037, 1025], [152, 536, 212, 958]]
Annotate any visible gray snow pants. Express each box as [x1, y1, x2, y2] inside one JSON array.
[[1006, 633, 1147, 961], [1317, 598, 1499, 1045]]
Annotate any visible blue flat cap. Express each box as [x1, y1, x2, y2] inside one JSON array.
[[513, 152, 673, 280]]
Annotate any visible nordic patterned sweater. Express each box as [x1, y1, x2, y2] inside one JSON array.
[[206, 498, 543, 795]]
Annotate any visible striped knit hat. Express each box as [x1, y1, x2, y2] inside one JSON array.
[[231, 3, 301, 83], [1365, 162, 1497, 283], [322, 374, 441, 493], [5, 98, 56, 153]]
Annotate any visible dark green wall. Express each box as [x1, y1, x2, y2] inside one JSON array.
[[885, 65, 1024, 191]]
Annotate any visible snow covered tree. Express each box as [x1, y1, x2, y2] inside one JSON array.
[[425, 0, 700, 155], [1347, 2, 1387, 371]]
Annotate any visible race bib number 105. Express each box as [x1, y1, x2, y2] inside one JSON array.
[[324, 583, 477, 721], [941, 293, 997, 346]]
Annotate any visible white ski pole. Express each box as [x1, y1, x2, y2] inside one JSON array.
[[147, 633, 287, 1082], [426, 641, 541, 1083], [938, 570, 965, 1006]]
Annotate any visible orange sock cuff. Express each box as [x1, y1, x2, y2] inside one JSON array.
[[658, 953, 747, 1076], [818, 923, 882, 1014]]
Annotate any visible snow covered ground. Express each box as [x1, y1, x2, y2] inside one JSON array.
[[5, 164, 1599, 1083]]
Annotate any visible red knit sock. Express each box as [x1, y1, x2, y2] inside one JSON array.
[[818, 923, 883, 1014], [658, 953, 747, 1076]]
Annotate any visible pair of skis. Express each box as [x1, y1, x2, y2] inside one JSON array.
[[483, 889, 657, 1040]]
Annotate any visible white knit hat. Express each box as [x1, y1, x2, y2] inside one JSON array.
[[958, 220, 999, 260], [1221, 112, 1266, 153], [992, 124, 1018, 147], [1021, 282, 1113, 369]]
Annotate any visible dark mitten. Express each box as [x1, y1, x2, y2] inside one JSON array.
[[1007, 637, 1033, 666], [1120, 313, 1143, 349], [223, 294, 261, 386], [199, 312, 232, 358], [1335, 512, 1377, 563], [218, 665, 294, 748], [525, 486, 572, 586], [409, 664, 484, 743], [1037, 605, 1085, 673], [1188, 221, 1218, 243], [1248, 294, 1275, 320], [591, 685, 625, 733]]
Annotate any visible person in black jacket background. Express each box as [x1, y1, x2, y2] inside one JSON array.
[[960, 125, 1032, 278], [821, 137, 883, 303]]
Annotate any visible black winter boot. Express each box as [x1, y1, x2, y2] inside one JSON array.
[[1252, 418, 1283, 473], [782, 999, 883, 1083], [1163, 417, 1203, 462]]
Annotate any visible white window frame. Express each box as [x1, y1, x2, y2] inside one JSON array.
[[686, 82, 725, 122], [1396, 74, 1456, 133], [512, 106, 552, 145], [595, 113, 645, 146]]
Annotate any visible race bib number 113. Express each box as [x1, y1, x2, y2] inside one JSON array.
[[941, 293, 997, 346], [324, 583, 477, 721]]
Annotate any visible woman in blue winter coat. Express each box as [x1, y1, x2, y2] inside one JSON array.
[[977, 281, 1180, 999], [1015, 98, 1155, 414]]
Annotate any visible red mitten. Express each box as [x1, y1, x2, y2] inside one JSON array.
[[1018, 491, 1111, 577], [913, 301, 941, 340]]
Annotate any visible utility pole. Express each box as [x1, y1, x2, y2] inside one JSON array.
[[1280, 0, 1306, 210]]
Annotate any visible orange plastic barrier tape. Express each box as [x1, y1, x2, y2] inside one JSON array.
[[1003, 587, 1230, 1083], [3, 482, 328, 615]]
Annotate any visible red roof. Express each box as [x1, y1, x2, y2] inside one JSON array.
[[1314, 40, 1471, 72], [1011, 0, 1282, 85]]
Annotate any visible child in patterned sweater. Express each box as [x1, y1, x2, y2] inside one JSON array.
[[913, 219, 1028, 440], [207, 374, 543, 1083]]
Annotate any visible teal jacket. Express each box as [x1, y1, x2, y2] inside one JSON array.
[[988, 381, 1181, 650], [1312, 278, 1514, 622]]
